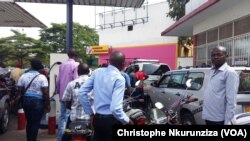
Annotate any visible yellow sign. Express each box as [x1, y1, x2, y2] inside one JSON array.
[[87, 45, 109, 55]]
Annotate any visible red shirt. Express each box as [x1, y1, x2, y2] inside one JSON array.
[[135, 71, 147, 81], [135, 71, 148, 88]]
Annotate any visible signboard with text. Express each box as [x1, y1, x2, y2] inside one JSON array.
[[86, 45, 110, 55]]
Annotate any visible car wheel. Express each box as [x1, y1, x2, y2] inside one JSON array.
[[0, 102, 9, 134], [181, 112, 196, 125]]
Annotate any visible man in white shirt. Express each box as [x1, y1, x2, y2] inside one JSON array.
[[62, 63, 91, 140]]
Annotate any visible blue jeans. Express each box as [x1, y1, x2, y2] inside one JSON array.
[[22, 96, 45, 141], [57, 101, 70, 141]]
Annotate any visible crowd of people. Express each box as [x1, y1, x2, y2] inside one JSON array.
[[0, 45, 240, 141]]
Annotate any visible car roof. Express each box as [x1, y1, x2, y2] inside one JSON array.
[[132, 59, 160, 64], [165, 66, 250, 74], [232, 67, 250, 71], [125, 62, 171, 75]]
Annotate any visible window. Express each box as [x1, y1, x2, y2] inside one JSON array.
[[125, 65, 134, 73], [142, 64, 170, 75], [159, 75, 171, 88], [167, 73, 187, 89], [219, 23, 232, 39], [196, 45, 207, 65], [234, 15, 250, 36], [207, 28, 218, 43], [194, 14, 250, 67], [197, 32, 206, 46], [219, 38, 233, 65], [188, 72, 205, 90], [239, 70, 250, 93], [128, 25, 133, 31], [234, 34, 250, 66], [207, 41, 218, 63]]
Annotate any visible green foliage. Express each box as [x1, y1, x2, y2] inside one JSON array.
[[166, 0, 193, 57], [0, 23, 99, 68], [40, 23, 66, 53], [0, 30, 48, 67], [40, 23, 99, 64], [167, 0, 187, 21]]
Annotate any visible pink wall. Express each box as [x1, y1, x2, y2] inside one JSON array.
[[98, 44, 177, 70]]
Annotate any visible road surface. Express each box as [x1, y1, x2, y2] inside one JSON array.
[[0, 114, 56, 141]]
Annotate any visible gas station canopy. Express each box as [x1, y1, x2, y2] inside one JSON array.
[[0, 1, 46, 28], [14, 0, 145, 8]]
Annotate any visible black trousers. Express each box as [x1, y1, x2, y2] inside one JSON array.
[[93, 114, 122, 141], [205, 120, 224, 125]]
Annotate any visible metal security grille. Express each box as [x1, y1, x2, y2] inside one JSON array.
[[196, 45, 206, 66], [234, 33, 250, 66], [195, 14, 250, 67], [234, 15, 250, 36], [207, 41, 218, 65], [219, 23, 233, 40], [196, 33, 250, 66], [219, 38, 233, 65], [197, 32, 206, 46], [207, 28, 218, 43]]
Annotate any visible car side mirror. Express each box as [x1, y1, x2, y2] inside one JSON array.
[[186, 79, 192, 88]]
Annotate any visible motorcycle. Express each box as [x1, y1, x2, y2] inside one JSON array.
[[230, 112, 250, 125], [0, 69, 17, 113], [123, 94, 147, 125], [148, 79, 198, 125], [63, 119, 93, 141]]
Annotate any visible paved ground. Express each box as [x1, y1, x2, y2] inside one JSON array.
[[0, 114, 57, 141]]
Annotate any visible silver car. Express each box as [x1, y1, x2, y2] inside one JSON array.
[[145, 67, 250, 125]]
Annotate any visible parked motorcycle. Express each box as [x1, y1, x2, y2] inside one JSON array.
[[0, 69, 17, 113], [123, 95, 147, 125], [230, 112, 250, 125], [148, 79, 198, 125], [63, 119, 93, 141]]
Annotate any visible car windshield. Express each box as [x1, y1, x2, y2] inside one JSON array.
[[238, 70, 250, 94], [142, 64, 170, 75]]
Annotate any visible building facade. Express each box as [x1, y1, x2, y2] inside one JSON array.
[[162, 0, 250, 67], [94, 1, 178, 70]]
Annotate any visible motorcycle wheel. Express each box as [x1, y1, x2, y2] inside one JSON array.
[[0, 102, 9, 133], [181, 112, 196, 125]]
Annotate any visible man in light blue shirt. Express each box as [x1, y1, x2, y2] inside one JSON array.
[[202, 46, 239, 125], [79, 51, 133, 141]]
